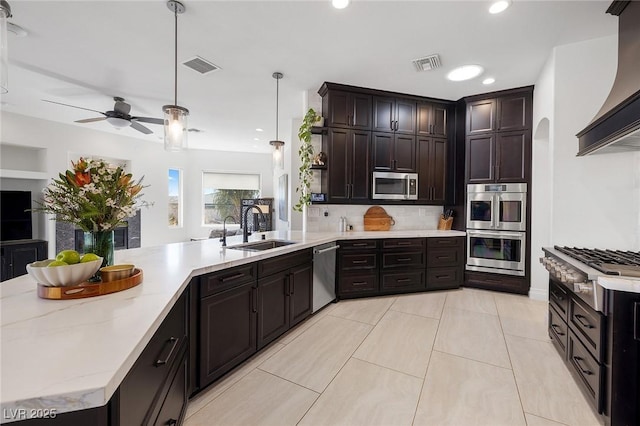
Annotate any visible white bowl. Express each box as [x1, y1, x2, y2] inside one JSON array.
[[26, 258, 103, 287]]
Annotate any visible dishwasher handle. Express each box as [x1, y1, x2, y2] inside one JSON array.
[[313, 245, 340, 255]]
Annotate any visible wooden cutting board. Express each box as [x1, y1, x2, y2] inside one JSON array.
[[364, 206, 395, 231]]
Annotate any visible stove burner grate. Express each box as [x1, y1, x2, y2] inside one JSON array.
[[554, 246, 640, 275]]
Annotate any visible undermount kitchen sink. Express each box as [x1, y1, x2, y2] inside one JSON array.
[[227, 239, 298, 252]]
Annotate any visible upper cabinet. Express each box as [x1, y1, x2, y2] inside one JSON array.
[[321, 89, 372, 130], [417, 102, 448, 138], [372, 96, 416, 134], [464, 87, 533, 184]]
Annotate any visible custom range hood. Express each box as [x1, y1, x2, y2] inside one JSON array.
[[576, 1, 640, 156]]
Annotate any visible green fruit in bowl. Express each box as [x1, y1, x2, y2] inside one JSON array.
[[80, 253, 100, 263], [48, 260, 69, 267], [56, 249, 81, 265]]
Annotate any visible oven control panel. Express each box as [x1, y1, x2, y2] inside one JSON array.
[[540, 257, 585, 285]]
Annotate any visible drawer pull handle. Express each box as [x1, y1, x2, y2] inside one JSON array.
[[353, 281, 368, 286], [550, 290, 564, 301], [574, 314, 595, 329], [396, 278, 411, 283], [550, 324, 565, 336], [352, 260, 368, 264], [396, 242, 412, 246], [353, 243, 368, 247], [435, 275, 450, 279], [155, 337, 179, 367], [397, 258, 412, 261], [436, 256, 450, 260], [220, 272, 245, 283], [572, 356, 593, 375]]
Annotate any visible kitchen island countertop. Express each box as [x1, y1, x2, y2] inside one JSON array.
[[0, 229, 464, 421]]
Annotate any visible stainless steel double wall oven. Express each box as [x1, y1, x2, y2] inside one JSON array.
[[466, 183, 527, 276]]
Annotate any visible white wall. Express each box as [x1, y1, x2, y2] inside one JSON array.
[[0, 112, 273, 252], [530, 34, 640, 299]]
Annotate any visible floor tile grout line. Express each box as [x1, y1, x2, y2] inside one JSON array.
[[349, 355, 429, 381], [410, 291, 448, 426], [523, 411, 570, 426]]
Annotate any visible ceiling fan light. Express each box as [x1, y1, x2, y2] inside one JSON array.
[[163, 105, 189, 151], [106, 116, 131, 128]]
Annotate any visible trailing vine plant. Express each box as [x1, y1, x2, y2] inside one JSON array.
[[293, 108, 322, 212]]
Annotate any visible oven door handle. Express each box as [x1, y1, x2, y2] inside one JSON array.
[[467, 230, 524, 239]]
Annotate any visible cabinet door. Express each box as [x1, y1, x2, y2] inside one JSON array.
[[467, 99, 495, 134], [326, 128, 350, 201], [495, 131, 529, 182], [431, 104, 448, 138], [351, 93, 372, 129], [257, 272, 289, 349], [327, 90, 351, 128], [290, 263, 313, 328], [372, 132, 394, 171], [1, 241, 47, 281], [394, 134, 416, 172], [497, 94, 530, 131], [350, 130, 371, 201], [200, 283, 257, 386], [430, 138, 447, 203], [466, 135, 495, 183], [373, 96, 395, 132], [395, 99, 416, 134]]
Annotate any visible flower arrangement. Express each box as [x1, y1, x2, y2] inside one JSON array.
[[36, 157, 149, 232]]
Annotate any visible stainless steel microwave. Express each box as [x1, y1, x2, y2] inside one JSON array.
[[372, 172, 418, 200]]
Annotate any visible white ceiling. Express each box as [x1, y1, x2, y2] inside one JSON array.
[[2, 0, 617, 153]]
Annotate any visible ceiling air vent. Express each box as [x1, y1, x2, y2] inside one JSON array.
[[412, 54, 442, 72], [182, 56, 221, 75]]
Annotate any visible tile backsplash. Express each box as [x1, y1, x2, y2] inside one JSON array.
[[306, 205, 443, 232]]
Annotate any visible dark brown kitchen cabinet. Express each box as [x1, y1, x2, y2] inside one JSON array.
[[322, 90, 372, 130], [257, 250, 313, 349], [337, 239, 379, 298], [467, 99, 496, 134], [497, 93, 531, 131], [322, 128, 371, 203], [465, 134, 494, 183], [199, 281, 257, 388], [426, 237, 464, 290], [373, 96, 416, 134], [417, 102, 448, 138], [372, 132, 416, 172], [1, 239, 48, 281], [380, 238, 426, 294], [465, 131, 530, 183], [417, 137, 447, 203]]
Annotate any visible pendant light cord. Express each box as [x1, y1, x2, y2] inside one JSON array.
[[173, 7, 178, 106], [275, 77, 279, 140]]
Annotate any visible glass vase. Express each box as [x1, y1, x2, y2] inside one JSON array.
[[83, 230, 115, 269]]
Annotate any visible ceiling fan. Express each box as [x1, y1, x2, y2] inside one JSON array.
[[42, 97, 164, 134]]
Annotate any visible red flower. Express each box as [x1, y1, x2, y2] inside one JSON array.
[[75, 171, 91, 186]]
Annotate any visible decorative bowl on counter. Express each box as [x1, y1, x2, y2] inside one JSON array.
[[99, 264, 135, 282], [26, 258, 103, 287]]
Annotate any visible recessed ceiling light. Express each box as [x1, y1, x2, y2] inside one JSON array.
[[332, 0, 350, 9], [253, 137, 260, 141], [446, 65, 484, 82], [489, 0, 511, 14], [255, 128, 263, 132], [482, 77, 496, 85]]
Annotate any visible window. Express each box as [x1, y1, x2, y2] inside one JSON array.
[[203, 172, 260, 225], [168, 168, 182, 227]]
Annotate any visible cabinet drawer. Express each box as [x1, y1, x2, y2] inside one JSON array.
[[548, 305, 568, 357], [339, 239, 378, 250], [380, 270, 424, 292], [118, 292, 187, 426], [569, 296, 605, 362], [568, 330, 603, 413], [382, 251, 425, 269], [549, 279, 569, 320], [152, 354, 188, 426], [340, 253, 377, 270], [427, 248, 461, 268], [426, 267, 462, 290], [427, 237, 463, 249], [339, 273, 378, 295], [200, 263, 257, 297], [258, 249, 312, 277], [382, 238, 425, 250]]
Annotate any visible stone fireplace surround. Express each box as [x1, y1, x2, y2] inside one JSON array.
[[55, 211, 141, 253]]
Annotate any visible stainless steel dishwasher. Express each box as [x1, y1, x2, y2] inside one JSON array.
[[312, 242, 339, 313]]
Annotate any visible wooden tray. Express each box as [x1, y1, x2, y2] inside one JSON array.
[[37, 268, 143, 300]]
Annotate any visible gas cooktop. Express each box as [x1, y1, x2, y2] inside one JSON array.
[[554, 246, 640, 278]]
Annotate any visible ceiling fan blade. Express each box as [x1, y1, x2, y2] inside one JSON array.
[[130, 120, 153, 135], [75, 117, 107, 124], [132, 116, 164, 125], [113, 99, 131, 115], [42, 99, 106, 115]]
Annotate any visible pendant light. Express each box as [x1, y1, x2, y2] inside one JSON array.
[[0, 0, 12, 94], [269, 72, 285, 169], [163, 0, 189, 151]]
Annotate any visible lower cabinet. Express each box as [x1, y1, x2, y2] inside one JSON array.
[[1, 239, 48, 281], [337, 237, 464, 299]]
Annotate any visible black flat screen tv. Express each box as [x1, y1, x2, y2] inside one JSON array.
[[1, 190, 33, 241]]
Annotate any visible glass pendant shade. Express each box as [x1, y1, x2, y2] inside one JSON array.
[[163, 105, 189, 151], [0, 1, 11, 94], [270, 140, 284, 169]]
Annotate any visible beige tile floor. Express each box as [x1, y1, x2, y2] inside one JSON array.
[[185, 288, 603, 426]]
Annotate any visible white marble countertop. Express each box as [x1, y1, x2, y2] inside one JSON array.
[[598, 275, 640, 293], [0, 229, 464, 421]]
